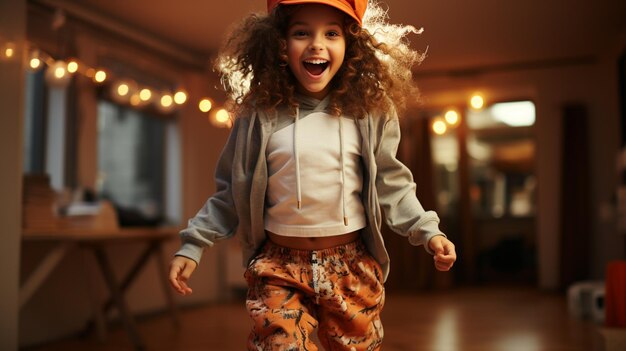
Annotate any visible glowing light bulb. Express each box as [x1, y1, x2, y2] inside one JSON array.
[[45, 60, 71, 88], [110, 81, 136, 104], [29, 57, 41, 70], [174, 91, 187, 104], [54, 65, 66, 79], [199, 98, 212, 112], [161, 94, 173, 107], [215, 109, 230, 123], [94, 70, 107, 83], [210, 108, 232, 128], [117, 83, 129, 97], [139, 88, 152, 101], [1, 42, 17, 62], [470, 94, 485, 110], [156, 92, 176, 113], [67, 60, 78, 73], [432, 118, 447, 135], [444, 110, 459, 126], [4, 43, 15, 59]]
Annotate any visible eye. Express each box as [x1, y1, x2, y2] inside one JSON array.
[[327, 30, 341, 37], [291, 30, 308, 37]]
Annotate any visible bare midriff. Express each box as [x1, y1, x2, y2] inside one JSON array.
[[266, 230, 361, 250]]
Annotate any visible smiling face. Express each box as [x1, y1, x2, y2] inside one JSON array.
[[286, 4, 346, 100]]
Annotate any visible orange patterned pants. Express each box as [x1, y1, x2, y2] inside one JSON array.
[[244, 239, 385, 351]]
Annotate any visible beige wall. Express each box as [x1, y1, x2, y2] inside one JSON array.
[[0, 1, 25, 350]]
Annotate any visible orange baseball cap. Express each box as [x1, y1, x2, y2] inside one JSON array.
[[267, 0, 368, 25]]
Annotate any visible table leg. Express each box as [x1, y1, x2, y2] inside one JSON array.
[[20, 242, 74, 308], [92, 245, 145, 351], [99, 240, 181, 328], [100, 242, 157, 315], [81, 248, 107, 342]]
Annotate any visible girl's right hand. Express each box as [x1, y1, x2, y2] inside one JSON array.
[[169, 256, 197, 295]]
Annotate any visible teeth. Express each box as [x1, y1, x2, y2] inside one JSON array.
[[304, 59, 328, 65]]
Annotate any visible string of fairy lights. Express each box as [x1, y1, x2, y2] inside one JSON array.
[[0, 40, 232, 128], [2, 38, 488, 133], [430, 92, 486, 136]]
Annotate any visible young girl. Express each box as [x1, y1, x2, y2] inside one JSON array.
[[169, 1, 457, 350]]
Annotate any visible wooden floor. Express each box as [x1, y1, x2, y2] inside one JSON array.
[[23, 286, 597, 351]]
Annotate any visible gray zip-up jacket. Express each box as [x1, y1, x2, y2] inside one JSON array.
[[176, 95, 445, 281]]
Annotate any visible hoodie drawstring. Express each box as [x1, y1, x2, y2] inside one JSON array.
[[339, 116, 348, 226], [294, 108, 302, 209]]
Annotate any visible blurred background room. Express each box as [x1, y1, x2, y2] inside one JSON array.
[[1, 0, 626, 350]]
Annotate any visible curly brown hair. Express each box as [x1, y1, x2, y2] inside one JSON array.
[[216, 3, 420, 119]]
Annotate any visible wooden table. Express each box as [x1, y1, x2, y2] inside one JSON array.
[[21, 227, 181, 350]]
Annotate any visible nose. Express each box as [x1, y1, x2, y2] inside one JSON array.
[[309, 33, 324, 51]]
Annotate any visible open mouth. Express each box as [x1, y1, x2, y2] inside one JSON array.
[[303, 59, 329, 76]]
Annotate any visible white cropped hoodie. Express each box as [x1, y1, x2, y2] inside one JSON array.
[[176, 95, 446, 281]]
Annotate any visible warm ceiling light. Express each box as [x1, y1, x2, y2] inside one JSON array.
[[444, 110, 459, 126], [66, 60, 78, 73], [161, 94, 173, 107], [139, 88, 152, 101], [470, 94, 485, 110], [45, 60, 71, 88], [94, 70, 107, 83], [110, 81, 136, 104], [54, 65, 66, 79], [199, 98, 213, 113], [432, 118, 447, 135], [215, 109, 230, 123], [174, 91, 187, 105], [3, 43, 15, 59], [157, 93, 176, 113], [210, 108, 232, 128], [27, 50, 43, 71], [29, 57, 41, 70], [117, 83, 129, 97]]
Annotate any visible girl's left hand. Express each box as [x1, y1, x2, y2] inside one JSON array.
[[428, 235, 457, 271]]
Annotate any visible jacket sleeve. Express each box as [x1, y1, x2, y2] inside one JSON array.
[[175, 118, 242, 264], [374, 111, 445, 254]]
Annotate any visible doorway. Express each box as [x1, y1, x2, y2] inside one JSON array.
[[429, 100, 538, 285]]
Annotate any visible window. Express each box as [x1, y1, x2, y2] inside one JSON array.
[[466, 101, 536, 218], [429, 100, 538, 284], [23, 67, 71, 192], [97, 101, 181, 226], [23, 69, 46, 174]]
